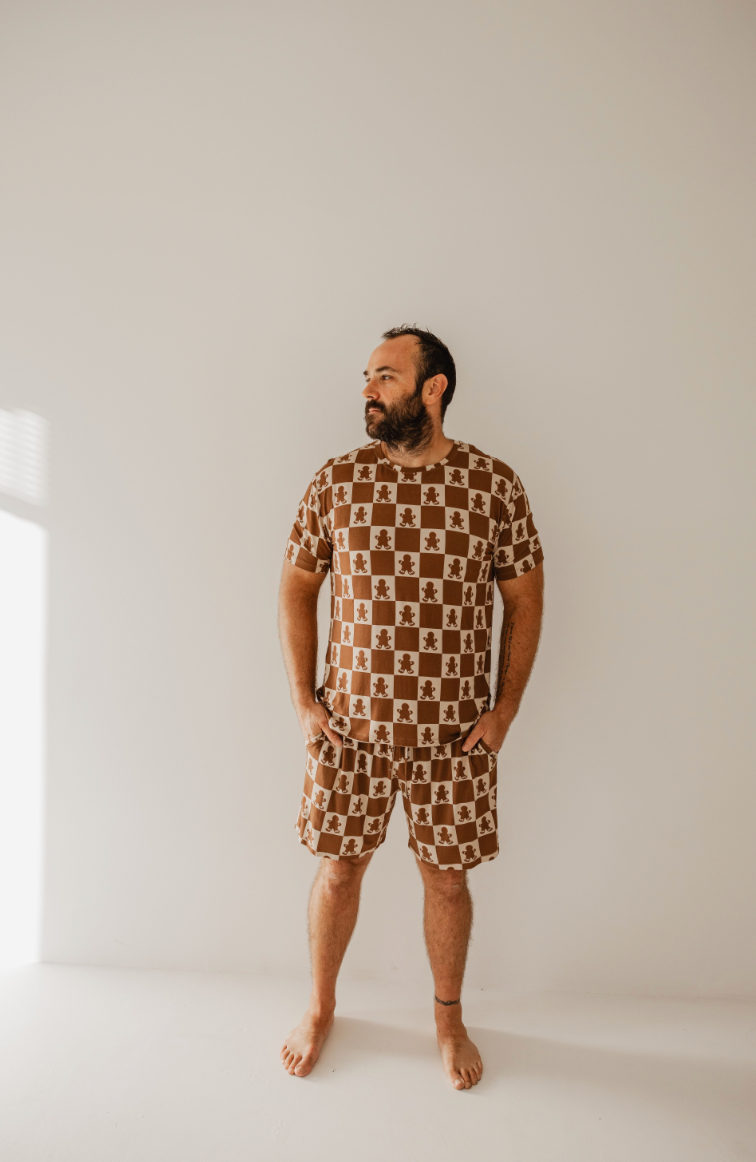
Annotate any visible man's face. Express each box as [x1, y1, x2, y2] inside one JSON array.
[[362, 336, 432, 450]]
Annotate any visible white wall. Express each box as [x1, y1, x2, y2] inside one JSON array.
[[0, 0, 754, 994], [0, 510, 47, 967]]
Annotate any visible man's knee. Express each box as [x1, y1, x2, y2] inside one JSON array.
[[318, 854, 371, 893], [418, 860, 467, 897]]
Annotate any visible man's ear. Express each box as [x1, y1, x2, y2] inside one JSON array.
[[424, 374, 448, 407]]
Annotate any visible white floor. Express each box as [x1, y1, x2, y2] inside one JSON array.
[[1, 966, 755, 1162]]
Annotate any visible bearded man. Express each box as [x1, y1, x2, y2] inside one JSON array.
[[279, 325, 545, 1089]]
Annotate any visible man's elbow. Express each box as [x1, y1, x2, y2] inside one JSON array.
[[279, 563, 323, 608]]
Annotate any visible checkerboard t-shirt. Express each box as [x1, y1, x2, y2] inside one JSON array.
[[284, 440, 543, 747]]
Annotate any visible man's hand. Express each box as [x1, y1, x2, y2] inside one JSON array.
[[295, 699, 343, 749], [461, 709, 512, 754]]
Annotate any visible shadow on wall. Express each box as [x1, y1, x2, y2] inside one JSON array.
[[0, 408, 48, 968]]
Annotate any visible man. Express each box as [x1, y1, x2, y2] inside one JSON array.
[[278, 325, 544, 1089]]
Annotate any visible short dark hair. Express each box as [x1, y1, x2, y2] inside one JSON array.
[[382, 325, 456, 418]]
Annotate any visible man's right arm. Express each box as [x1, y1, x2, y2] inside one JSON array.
[[278, 560, 343, 748]]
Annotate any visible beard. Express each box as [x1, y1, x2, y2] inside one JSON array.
[[364, 387, 434, 453]]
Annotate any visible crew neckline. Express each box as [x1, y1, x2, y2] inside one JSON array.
[[373, 439, 459, 472]]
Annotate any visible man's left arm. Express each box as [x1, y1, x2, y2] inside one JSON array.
[[462, 561, 544, 753]]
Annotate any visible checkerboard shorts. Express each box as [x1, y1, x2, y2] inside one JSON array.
[[296, 733, 498, 870]]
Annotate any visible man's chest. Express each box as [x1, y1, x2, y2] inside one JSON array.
[[328, 470, 500, 593]]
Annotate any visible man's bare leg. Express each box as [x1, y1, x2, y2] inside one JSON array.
[[417, 858, 483, 1090], [281, 852, 373, 1076]]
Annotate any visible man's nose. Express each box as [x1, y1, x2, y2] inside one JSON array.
[[362, 380, 378, 400]]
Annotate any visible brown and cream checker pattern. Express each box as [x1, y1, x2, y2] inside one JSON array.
[[297, 733, 498, 871], [285, 439, 543, 748]]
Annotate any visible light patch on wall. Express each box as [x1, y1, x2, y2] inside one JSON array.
[[0, 409, 48, 506], [0, 507, 47, 968]]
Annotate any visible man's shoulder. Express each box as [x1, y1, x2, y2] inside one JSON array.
[[454, 441, 518, 486], [308, 442, 380, 491]]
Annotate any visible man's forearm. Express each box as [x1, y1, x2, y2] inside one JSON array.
[[492, 598, 543, 724], [278, 565, 344, 749], [278, 587, 320, 709]]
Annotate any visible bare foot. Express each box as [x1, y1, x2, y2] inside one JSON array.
[[281, 1008, 334, 1077], [436, 1014, 483, 1090]]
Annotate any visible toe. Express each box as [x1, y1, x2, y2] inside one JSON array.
[[450, 1071, 465, 1090]]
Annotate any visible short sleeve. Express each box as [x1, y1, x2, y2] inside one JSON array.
[[493, 473, 544, 580], [284, 473, 332, 574]]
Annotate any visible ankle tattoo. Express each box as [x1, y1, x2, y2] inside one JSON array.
[[434, 994, 461, 1006]]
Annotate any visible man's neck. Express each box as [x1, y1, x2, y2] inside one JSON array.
[[380, 430, 454, 469]]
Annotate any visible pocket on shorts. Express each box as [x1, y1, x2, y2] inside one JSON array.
[[306, 729, 326, 746], [472, 736, 494, 756]]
